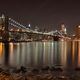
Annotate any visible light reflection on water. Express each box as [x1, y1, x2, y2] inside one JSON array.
[[0, 43, 4, 64], [78, 41, 80, 67], [0, 41, 80, 68]]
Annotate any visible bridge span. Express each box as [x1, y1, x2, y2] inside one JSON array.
[[0, 14, 69, 42]]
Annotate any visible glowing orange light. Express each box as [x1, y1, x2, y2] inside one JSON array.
[[0, 43, 3, 57]]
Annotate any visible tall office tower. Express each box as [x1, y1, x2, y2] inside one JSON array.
[[34, 26, 39, 31], [60, 23, 67, 35], [75, 25, 80, 39]]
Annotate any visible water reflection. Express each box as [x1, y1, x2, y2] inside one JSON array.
[[72, 41, 75, 64], [78, 41, 80, 67], [0, 43, 4, 64], [59, 41, 67, 67], [0, 43, 3, 57], [0, 41, 80, 68]]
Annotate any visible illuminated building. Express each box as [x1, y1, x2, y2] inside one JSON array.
[[28, 24, 31, 29], [75, 25, 80, 39], [60, 23, 67, 35], [34, 26, 39, 32]]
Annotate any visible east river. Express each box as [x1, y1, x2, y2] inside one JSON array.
[[0, 41, 80, 69]]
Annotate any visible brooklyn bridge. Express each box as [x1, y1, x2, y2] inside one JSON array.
[[0, 14, 69, 42]]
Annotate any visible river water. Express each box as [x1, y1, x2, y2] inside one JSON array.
[[0, 41, 80, 69]]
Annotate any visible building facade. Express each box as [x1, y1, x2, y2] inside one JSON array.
[[75, 25, 80, 39]]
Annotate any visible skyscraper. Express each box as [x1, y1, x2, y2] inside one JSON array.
[[75, 25, 80, 39], [60, 23, 67, 35]]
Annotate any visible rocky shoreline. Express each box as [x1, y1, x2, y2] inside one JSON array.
[[0, 65, 80, 80]]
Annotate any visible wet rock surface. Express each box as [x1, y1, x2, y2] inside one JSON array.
[[0, 66, 80, 80]]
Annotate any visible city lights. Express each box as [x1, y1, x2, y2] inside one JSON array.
[[0, 15, 80, 42]]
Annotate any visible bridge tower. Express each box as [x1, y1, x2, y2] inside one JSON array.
[[0, 14, 10, 65], [1, 14, 9, 42]]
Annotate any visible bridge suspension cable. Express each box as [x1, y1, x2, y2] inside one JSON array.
[[9, 23, 22, 29], [9, 18, 27, 30]]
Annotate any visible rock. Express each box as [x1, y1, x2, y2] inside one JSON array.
[[41, 66, 50, 72], [50, 66, 63, 72], [75, 67, 80, 71], [0, 68, 4, 72], [55, 67, 63, 72], [12, 68, 21, 73], [54, 76, 69, 80], [32, 68, 39, 74], [20, 66, 27, 73], [50, 66, 56, 71], [1, 71, 11, 76]]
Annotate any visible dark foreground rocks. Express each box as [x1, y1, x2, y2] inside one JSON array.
[[0, 66, 80, 80]]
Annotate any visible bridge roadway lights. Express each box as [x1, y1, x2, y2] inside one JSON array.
[[5, 31, 61, 41]]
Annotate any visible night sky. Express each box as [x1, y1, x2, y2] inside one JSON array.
[[0, 0, 80, 34]]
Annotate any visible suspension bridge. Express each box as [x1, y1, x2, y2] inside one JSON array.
[[0, 14, 68, 42]]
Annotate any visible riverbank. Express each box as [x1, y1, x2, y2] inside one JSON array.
[[0, 66, 80, 80]]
